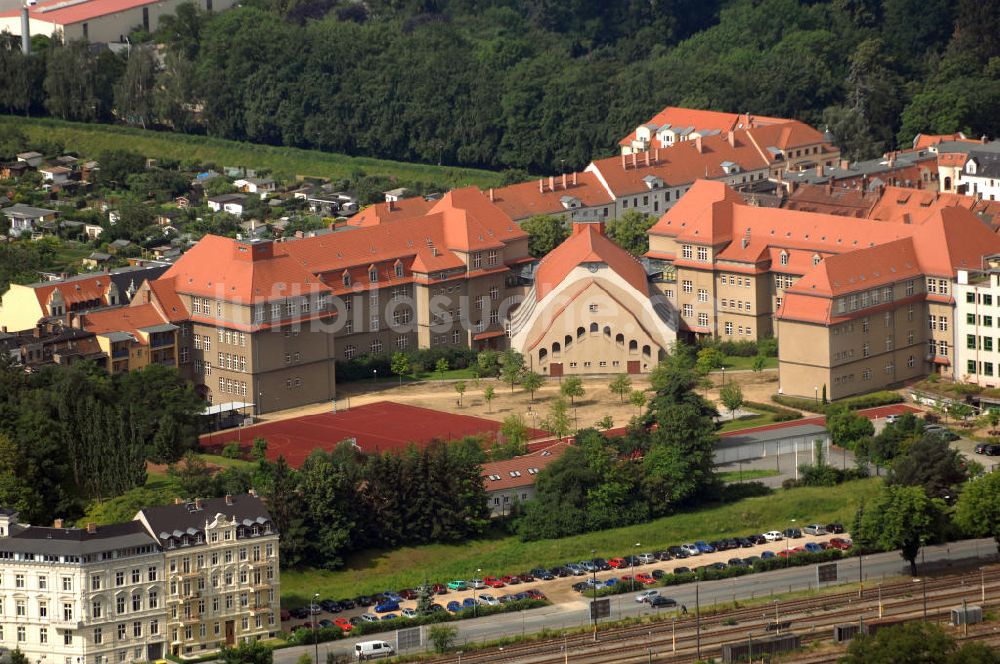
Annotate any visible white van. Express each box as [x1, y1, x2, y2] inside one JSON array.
[[355, 640, 395, 660]]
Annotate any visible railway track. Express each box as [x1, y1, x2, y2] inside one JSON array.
[[428, 566, 1000, 663]]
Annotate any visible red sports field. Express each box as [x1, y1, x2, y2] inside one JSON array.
[[201, 401, 548, 467]]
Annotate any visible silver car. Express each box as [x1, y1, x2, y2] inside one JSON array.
[[680, 543, 700, 556], [803, 524, 826, 536]]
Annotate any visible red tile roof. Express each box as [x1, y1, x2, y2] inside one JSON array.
[[481, 441, 570, 491], [81, 303, 169, 342], [487, 171, 613, 220], [912, 132, 974, 149], [534, 223, 649, 302], [32, 275, 110, 309], [867, 186, 978, 224], [348, 197, 435, 227], [0, 0, 163, 25], [619, 107, 790, 148]]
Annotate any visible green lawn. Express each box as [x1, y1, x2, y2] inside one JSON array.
[[716, 468, 780, 482], [718, 355, 778, 371], [3, 117, 501, 189], [717, 411, 780, 433], [279, 479, 879, 606]]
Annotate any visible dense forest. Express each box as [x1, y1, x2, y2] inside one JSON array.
[[1, 0, 998, 172]]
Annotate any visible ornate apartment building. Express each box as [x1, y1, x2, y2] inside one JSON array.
[[0, 511, 167, 664], [134, 494, 280, 658]]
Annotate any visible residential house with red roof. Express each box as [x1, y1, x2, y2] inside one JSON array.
[[481, 441, 570, 517], [619, 107, 792, 155]]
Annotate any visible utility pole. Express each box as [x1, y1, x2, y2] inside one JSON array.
[[695, 581, 701, 660], [20, 0, 31, 55]]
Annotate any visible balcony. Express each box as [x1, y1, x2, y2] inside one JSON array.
[[180, 614, 201, 624], [149, 335, 174, 348], [111, 347, 130, 359], [158, 358, 176, 366]]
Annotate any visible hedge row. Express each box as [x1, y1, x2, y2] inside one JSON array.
[[657, 548, 850, 587], [335, 347, 478, 382], [698, 338, 779, 357], [286, 599, 548, 645], [771, 390, 902, 414], [744, 400, 802, 422]]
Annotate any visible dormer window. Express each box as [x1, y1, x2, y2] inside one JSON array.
[[780, 251, 789, 266], [812, 254, 821, 267], [368, 266, 378, 283], [394, 261, 403, 278], [342, 271, 351, 287]]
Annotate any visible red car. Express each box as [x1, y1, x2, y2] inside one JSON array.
[[619, 574, 633, 582], [829, 537, 853, 550], [777, 550, 792, 558], [526, 589, 546, 600], [608, 557, 626, 569], [334, 617, 353, 632], [501, 575, 521, 585], [635, 573, 656, 585], [431, 583, 447, 595], [483, 576, 505, 588], [399, 588, 418, 600], [518, 573, 535, 582]]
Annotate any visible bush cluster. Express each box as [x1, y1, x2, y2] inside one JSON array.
[[744, 400, 802, 422], [335, 347, 477, 382], [771, 390, 902, 414], [654, 548, 850, 588], [698, 338, 778, 358]]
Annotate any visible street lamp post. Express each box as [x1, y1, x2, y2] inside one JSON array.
[[474, 568, 481, 617], [312, 593, 319, 664], [695, 581, 701, 660], [785, 519, 796, 568], [921, 543, 927, 620], [372, 369, 377, 384], [631, 543, 640, 592], [591, 548, 598, 641], [814, 386, 818, 406]]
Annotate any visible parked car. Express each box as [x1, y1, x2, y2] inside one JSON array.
[[462, 598, 476, 609], [748, 534, 767, 545], [668, 546, 689, 559], [430, 604, 445, 613], [976, 443, 990, 454], [651, 569, 666, 580], [498, 594, 513, 604], [635, 573, 656, 584], [736, 537, 754, 548], [526, 589, 546, 600], [709, 562, 727, 570], [469, 578, 486, 589], [338, 598, 356, 609], [380, 614, 398, 621], [761, 551, 776, 559], [319, 599, 340, 612], [478, 594, 500, 606], [280, 610, 291, 622], [431, 584, 447, 595], [650, 596, 678, 608], [593, 558, 612, 570], [608, 557, 627, 568], [673, 566, 691, 575], [447, 580, 467, 591], [825, 523, 845, 534], [763, 531, 784, 542], [986, 444, 1000, 456], [680, 544, 701, 556], [784, 528, 803, 539], [360, 613, 379, 623], [803, 524, 827, 536], [530, 568, 554, 580], [513, 592, 530, 601], [501, 575, 520, 585], [399, 589, 418, 600], [829, 537, 853, 550], [446, 601, 462, 613], [604, 578, 619, 587], [695, 541, 716, 554], [374, 600, 399, 613], [637, 553, 657, 564], [318, 619, 334, 628], [550, 566, 570, 577], [743, 556, 761, 565], [728, 558, 747, 567], [483, 576, 505, 588], [289, 607, 310, 619], [398, 608, 417, 619], [635, 589, 660, 603], [355, 595, 374, 607], [572, 581, 590, 592], [804, 542, 823, 553], [564, 564, 585, 576], [334, 617, 353, 632], [518, 573, 536, 582], [654, 550, 672, 561], [709, 540, 727, 552]]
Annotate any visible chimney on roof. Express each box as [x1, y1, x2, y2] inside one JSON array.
[[644, 151, 650, 167], [561, 173, 567, 189], [572, 221, 605, 236], [694, 136, 703, 154], [225, 494, 233, 506], [53, 518, 63, 529], [86, 522, 96, 534], [488, 188, 495, 202], [902, 213, 911, 225], [727, 131, 735, 148], [572, 172, 578, 186], [840, 159, 850, 170], [549, 175, 555, 192], [539, 178, 544, 193], [387, 199, 395, 212], [621, 154, 627, 170], [815, 164, 823, 176], [827, 176, 834, 195], [654, 148, 659, 162], [887, 152, 896, 168]]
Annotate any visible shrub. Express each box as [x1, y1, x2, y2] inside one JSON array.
[[221, 442, 242, 459], [744, 400, 801, 422], [771, 390, 903, 414], [429, 624, 458, 653], [720, 481, 772, 502]]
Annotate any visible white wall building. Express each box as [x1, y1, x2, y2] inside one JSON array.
[[955, 259, 1000, 386], [958, 151, 1000, 202]]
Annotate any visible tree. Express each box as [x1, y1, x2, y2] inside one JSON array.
[[296, 656, 312, 664], [751, 354, 767, 373], [220, 639, 273, 664], [719, 382, 744, 419], [497, 413, 528, 457], [500, 350, 525, 392], [856, 484, 943, 575], [521, 214, 569, 257], [605, 210, 656, 256], [454, 380, 466, 406], [826, 405, 875, 448], [222, 442, 242, 459], [560, 376, 585, 404], [887, 435, 968, 500], [115, 46, 157, 128], [596, 414, 614, 430], [695, 347, 725, 375], [542, 396, 572, 440], [477, 350, 501, 377], [429, 624, 459, 653], [169, 452, 216, 498], [955, 471, 1000, 553], [520, 370, 543, 401], [8, 650, 29, 664], [391, 351, 410, 384], [435, 357, 449, 377], [609, 373, 632, 403], [841, 621, 997, 664], [251, 437, 268, 462], [483, 385, 495, 413], [629, 389, 646, 416]]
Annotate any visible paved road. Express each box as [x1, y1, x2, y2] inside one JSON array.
[[272, 538, 999, 663]]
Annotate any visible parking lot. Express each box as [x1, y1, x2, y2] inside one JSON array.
[[281, 527, 848, 633]]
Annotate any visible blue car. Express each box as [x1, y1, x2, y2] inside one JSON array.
[[374, 600, 399, 613], [446, 601, 462, 612], [761, 551, 776, 559], [804, 542, 823, 554], [604, 577, 619, 586], [695, 541, 715, 554], [380, 613, 398, 621], [383, 592, 403, 603], [462, 598, 476, 609], [513, 592, 530, 601]]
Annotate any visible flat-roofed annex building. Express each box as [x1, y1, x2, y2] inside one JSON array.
[[0, 511, 167, 664]]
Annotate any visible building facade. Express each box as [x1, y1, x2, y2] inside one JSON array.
[[134, 494, 280, 658], [954, 259, 1000, 387]]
